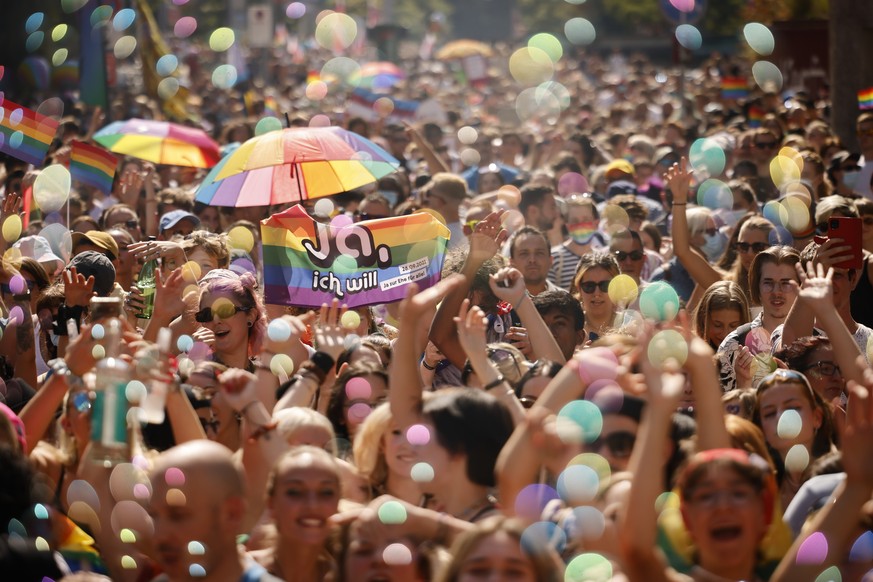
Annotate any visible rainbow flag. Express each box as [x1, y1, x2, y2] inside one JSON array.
[[261, 205, 450, 308], [859, 87, 873, 110], [0, 98, 59, 166], [721, 77, 748, 100], [70, 140, 118, 193], [748, 105, 765, 128]]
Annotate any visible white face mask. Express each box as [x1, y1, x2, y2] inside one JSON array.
[[701, 231, 728, 262], [843, 170, 861, 190]]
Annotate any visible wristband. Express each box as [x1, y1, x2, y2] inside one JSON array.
[[421, 359, 437, 371], [309, 351, 336, 375], [482, 376, 506, 391]]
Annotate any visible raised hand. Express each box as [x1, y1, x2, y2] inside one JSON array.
[[812, 237, 854, 271], [795, 260, 834, 314], [468, 210, 508, 263], [313, 299, 350, 360], [262, 313, 313, 356], [63, 267, 96, 307], [663, 156, 693, 205], [842, 364, 873, 488], [129, 239, 185, 265], [454, 299, 489, 362], [154, 267, 188, 318], [398, 274, 465, 320], [192, 327, 215, 347], [488, 266, 526, 306], [2, 192, 21, 218], [216, 368, 259, 413]]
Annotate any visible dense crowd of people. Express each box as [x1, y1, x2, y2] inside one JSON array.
[[3, 11, 873, 582]]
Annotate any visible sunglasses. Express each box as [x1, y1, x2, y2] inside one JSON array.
[[839, 165, 861, 172], [803, 360, 841, 378], [125, 219, 140, 229], [613, 250, 644, 261], [578, 280, 611, 294], [754, 141, 778, 149], [589, 431, 636, 458], [194, 304, 251, 323], [735, 241, 769, 254]]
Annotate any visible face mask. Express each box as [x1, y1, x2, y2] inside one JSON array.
[[701, 231, 728, 262], [567, 221, 599, 245], [378, 190, 399, 207], [842, 170, 861, 190]]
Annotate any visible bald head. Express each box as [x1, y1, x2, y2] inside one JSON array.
[[151, 440, 245, 499]]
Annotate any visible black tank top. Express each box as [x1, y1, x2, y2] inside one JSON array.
[[851, 254, 873, 328]]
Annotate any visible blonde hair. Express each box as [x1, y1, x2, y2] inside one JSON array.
[[274, 408, 337, 455]]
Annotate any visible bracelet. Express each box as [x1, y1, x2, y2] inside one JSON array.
[[482, 376, 506, 391], [421, 359, 437, 371], [247, 422, 278, 444], [672, 202, 687, 206], [296, 369, 322, 384]]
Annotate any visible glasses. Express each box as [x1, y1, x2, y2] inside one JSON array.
[[687, 487, 758, 508], [735, 241, 769, 254], [194, 304, 252, 323], [760, 279, 795, 293], [754, 141, 778, 149], [588, 431, 636, 458], [579, 280, 611, 294], [613, 250, 644, 261], [803, 360, 841, 378], [125, 219, 140, 229]]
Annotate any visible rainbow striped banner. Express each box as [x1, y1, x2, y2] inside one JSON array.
[[0, 98, 59, 166], [261, 205, 450, 308], [70, 140, 118, 194], [859, 87, 873, 110]]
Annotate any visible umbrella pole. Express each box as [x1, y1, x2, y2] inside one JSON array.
[[284, 112, 291, 128]]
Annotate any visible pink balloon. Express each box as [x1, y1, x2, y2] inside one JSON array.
[[670, 0, 695, 12]]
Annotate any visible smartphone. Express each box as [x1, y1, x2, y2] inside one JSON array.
[[827, 216, 863, 270]]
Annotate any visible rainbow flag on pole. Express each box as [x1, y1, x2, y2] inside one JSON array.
[[859, 87, 873, 110], [0, 98, 59, 166], [721, 77, 748, 100], [70, 140, 118, 193], [261, 205, 450, 308]]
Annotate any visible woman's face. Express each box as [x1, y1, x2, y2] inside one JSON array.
[[736, 226, 769, 270], [197, 207, 221, 232], [707, 308, 742, 348], [861, 213, 873, 252], [478, 172, 503, 194], [682, 465, 767, 567], [803, 345, 845, 406], [384, 419, 416, 480], [344, 523, 425, 582], [344, 374, 388, 439], [197, 290, 253, 358], [455, 531, 538, 582], [411, 421, 459, 496], [758, 262, 798, 318], [577, 267, 615, 321], [691, 217, 717, 250], [758, 382, 821, 456], [269, 454, 340, 546]]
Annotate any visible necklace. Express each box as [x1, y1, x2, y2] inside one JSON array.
[[455, 494, 497, 522]]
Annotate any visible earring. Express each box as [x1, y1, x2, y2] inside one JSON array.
[[247, 321, 253, 328]]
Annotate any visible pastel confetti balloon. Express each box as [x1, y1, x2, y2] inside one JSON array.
[[521, 521, 566, 556], [639, 281, 680, 322], [92, 344, 106, 359], [313, 199, 334, 217], [340, 310, 361, 330], [255, 116, 283, 136], [114, 36, 137, 59], [410, 462, 434, 482], [52, 24, 68, 42], [177, 335, 194, 353], [796, 531, 828, 565], [514, 484, 560, 522], [516, 87, 561, 122], [174, 17, 198, 38], [406, 424, 430, 445], [305, 80, 329, 101], [784, 444, 810, 473], [670, 0, 695, 11], [91, 6, 113, 27], [52, 49, 68, 67], [697, 179, 732, 210], [270, 354, 295, 377], [227, 226, 254, 252], [156, 55, 179, 77], [373, 97, 394, 117], [752, 61, 783, 92], [567, 506, 606, 541], [25, 13, 44, 35], [309, 114, 331, 128], [61, 0, 89, 13], [3, 215, 23, 242], [508, 47, 554, 86], [647, 329, 688, 368], [125, 380, 147, 404], [67, 479, 101, 511], [91, 324, 105, 340], [558, 172, 590, 197], [564, 18, 596, 46], [188, 541, 205, 555], [528, 33, 563, 63], [607, 274, 638, 306], [113, 9, 137, 32], [382, 543, 412, 566], [33, 164, 71, 213], [457, 126, 478, 145], [377, 501, 407, 524], [212, 64, 238, 89], [849, 531, 873, 562], [345, 377, 371, 400], [689, 137, 726, 177], [267, 319, 292, 343], [556, 464, 600, 505], [576, 346, 619, 384], [314, 13, 358, 50], [26, 31, 45, 53], [744, 23, 775, 56], [286, 2, 306, 18], [565, 552, 613, 582], [556, 400, 603, 445], [777, 409, 803, 439], [209, 28, 235, 52], [675, 24, 702, 51]]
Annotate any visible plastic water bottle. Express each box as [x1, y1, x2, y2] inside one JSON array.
[[136, 236, 157, 320], [90, 319, 131, 466], [139, 327, 172, 424]]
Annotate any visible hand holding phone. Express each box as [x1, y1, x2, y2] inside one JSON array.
[[813, 216, 862, 270]]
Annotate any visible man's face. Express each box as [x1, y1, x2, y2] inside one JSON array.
[[162, 219, 197, 240], [148, 470, 237, 580], [535, 195, 559, 231], [541, 309, 584, 360], [110, 233, 135, 276], [510, 233, 552, 286], [610, 236, 645, 282]]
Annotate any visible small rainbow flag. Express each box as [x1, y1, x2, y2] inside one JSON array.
[[748, 105, 765, 128], [70, 140, 118, 194], [859, 87, 873, 110], [261, 205, 450, 308], [0, 98, 59, 166], [722, 77, 748, 100]]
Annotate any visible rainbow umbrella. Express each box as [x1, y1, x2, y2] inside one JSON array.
[[94, 118, 220, 168], [195, 126, 400, 207], [351, 61, 406, 90]]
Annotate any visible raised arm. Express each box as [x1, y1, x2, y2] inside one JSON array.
[[771, 363, 873, 581], [619, 351, 685, 581], [682, 321, 732, 450], [392, 275, 464, 430], [489, 267, 566, 364], [664, 158, 722, 290], [429, 211, 507, 368], [405, 123, 450, 175]]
